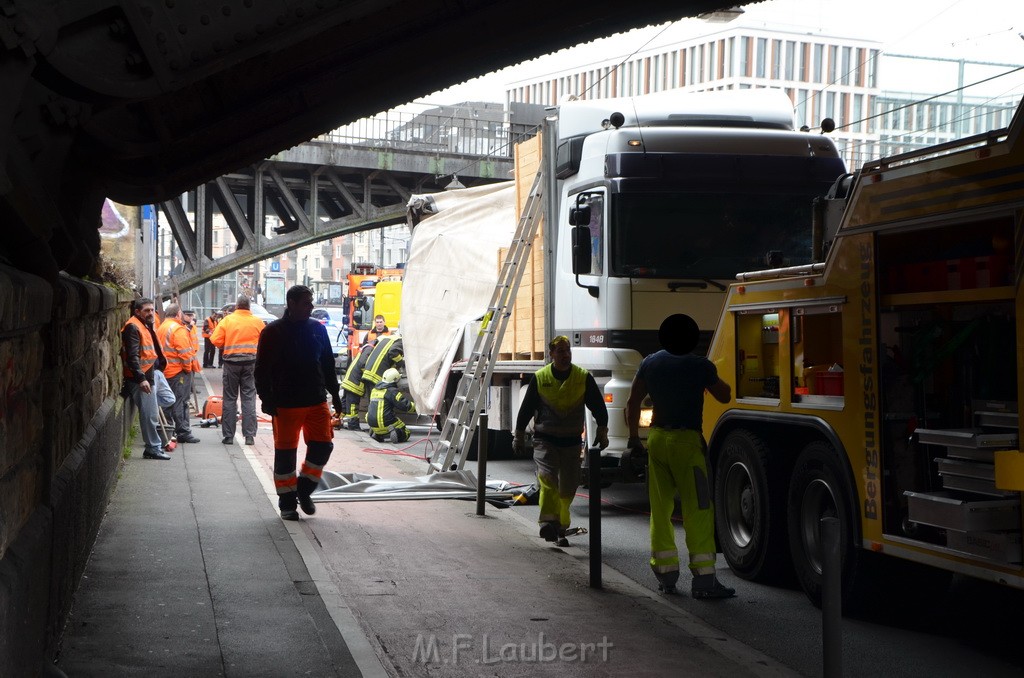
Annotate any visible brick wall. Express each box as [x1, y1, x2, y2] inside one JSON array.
[[0, 265, 131, 673]]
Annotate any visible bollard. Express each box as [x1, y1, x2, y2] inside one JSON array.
[[476, 413, 488, 516], [821, 516, 842, 678], [588, 446, 602, 589]]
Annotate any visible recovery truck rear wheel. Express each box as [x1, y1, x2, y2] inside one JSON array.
[[714, 429, 791, 583], [786, 440, 860, 609]]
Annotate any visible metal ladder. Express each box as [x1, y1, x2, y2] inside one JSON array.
[[428, 169, 545, 473]]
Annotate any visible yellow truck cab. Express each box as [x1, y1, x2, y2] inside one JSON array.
[[704, 100, 1024, 607]]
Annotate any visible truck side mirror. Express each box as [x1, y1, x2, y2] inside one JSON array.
[[571, 225, 599, 298], [352, 309, 363, 325], [568, 204, 591, 226], [572, 225, 592, 274]]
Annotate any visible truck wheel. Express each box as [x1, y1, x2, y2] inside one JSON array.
[[714, 429, 790, 583], [786, 440, 860, 609]]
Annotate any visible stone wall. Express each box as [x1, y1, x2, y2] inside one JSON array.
[[0, 265, 130, 673]]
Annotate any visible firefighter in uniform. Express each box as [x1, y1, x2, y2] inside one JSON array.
[[255, 285, 342, 521], [158, 303, 201, 443], [202, 311, 219, 367], [366, 368, 416, 443], [338, 338, 377, 430], [514, 335, 608, 547], [121, 298, 168, 459], [211, 296, 265, 445], [343, 334, 405, 429], [625, 313, 735, 599]]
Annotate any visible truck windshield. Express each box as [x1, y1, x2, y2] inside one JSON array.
[[610, 191, 818, 279]]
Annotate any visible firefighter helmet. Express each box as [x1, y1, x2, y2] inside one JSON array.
[[382, 368, 401, 384]]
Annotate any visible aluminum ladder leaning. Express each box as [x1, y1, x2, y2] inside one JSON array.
[[428, 169, 545, 473]]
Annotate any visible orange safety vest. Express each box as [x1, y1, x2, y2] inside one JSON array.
[[159, 318, 196, 377], [202, 315, 218, 339], [121, 315, 158, 379], [189, 326, 202, 373], [211, 309, 265, 361]]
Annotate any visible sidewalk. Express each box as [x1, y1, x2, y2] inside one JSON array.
[[56, 370, 798, 677]]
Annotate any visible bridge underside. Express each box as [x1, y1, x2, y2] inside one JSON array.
[[0, 0, 724, 284]]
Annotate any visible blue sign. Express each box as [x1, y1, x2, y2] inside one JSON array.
[[270, 261, 280, 272]]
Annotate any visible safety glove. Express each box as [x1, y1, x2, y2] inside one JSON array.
[[512, 429, 527, 456]]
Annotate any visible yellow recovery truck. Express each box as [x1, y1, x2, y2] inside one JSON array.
[[704, 100, 1024, 607]]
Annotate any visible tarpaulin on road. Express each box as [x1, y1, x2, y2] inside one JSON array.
[[311, 469, 520, 503]]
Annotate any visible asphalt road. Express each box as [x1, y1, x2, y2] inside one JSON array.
[[479, 456, 1024, 678]]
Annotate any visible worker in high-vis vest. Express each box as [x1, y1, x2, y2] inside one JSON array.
[[365, 368, 416, 443], [255, 285, 342, 521], [211, 295, 265, 445], [202, 311, 219, 367], [360, 334, 403, 389], [513, 335, 608, 547], [338, 338, 377, 430], [158, 302, 201, 443], [345, 334, 404, 429], [625, 313, 734, 600], [120, 297, 168, 459]]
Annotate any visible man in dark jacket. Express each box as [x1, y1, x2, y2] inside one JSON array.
[[120, 298, 169, 460], [366, 368, 416, 443], [255, 285, 343, 521]]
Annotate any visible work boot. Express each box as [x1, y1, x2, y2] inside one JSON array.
[[344, 418, 361, 431], [655, 570, 679, 595], [281, 509, 299, 521], [143, 449, 171, 461], [539, 522, 559, 542], [178, 434, 201, 444], [691, 574, 736, 600], [244, 436, 255, 446], [388, 429, 400, 444], [298, 494, 316, 516], [370, 432, 385, 443], [222, 436, 233, 444]]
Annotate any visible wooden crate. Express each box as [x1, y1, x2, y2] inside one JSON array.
[[495, 134, 547, 360]]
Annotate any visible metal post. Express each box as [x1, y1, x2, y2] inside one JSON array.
[[475, 413, 488, 516], [588, 447, 602, 589], [821, 516, 842, 678]]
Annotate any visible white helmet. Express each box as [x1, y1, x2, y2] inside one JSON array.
[[382, 368, 401, 384]]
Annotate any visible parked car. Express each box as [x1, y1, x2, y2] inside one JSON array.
[[329, 325, 349, 374], [220, 301, 278, 325], [313, 306, 349, 373]]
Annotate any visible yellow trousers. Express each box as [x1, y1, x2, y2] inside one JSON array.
[[647, 428, 717, 579]]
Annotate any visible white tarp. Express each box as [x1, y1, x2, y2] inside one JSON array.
[[402, 182, 517, 414], [310, 469, 518, 502]]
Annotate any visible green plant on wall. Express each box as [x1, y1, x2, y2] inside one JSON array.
[[122, 424, 138, 460]]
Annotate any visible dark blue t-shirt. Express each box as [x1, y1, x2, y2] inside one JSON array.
[[637, 350, 719, 430]]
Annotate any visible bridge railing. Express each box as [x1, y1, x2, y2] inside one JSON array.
[[313, 107, 539, 158]]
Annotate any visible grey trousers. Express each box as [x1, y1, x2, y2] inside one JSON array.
[[165, 371, 194, 436], [222, 361, 257, 438], [126, 380, 162, 454]]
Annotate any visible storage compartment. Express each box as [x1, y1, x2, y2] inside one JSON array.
[[905, 490, 1021, 532], [916, 428, 1018, 461], [946, 529, 1023, 563]]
